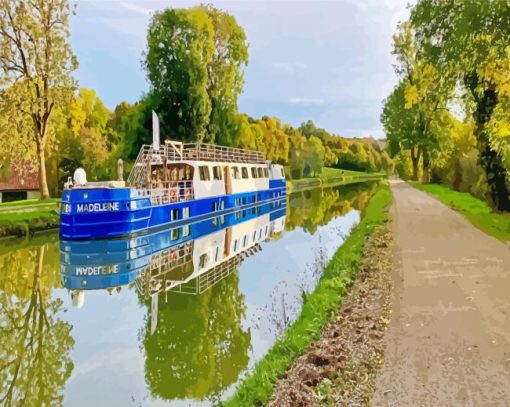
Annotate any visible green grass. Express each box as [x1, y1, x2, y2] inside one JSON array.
[[0, 198, 60, 207], [412, 183, 510, 243], [225, 182, 393, 406]]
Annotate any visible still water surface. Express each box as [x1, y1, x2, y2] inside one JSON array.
[[0, 182, 377, 406]]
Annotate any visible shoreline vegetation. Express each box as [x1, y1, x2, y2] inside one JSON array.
[[269, 224, 393, 406], [286, 167, 386, 193], [412, 182, 510, 243], [224, 182, 392, 406], [0, 199, 60, 238]]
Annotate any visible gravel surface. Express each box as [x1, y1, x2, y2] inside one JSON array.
[[268, 225, 393, 406]]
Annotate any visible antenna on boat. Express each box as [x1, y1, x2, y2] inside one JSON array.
[[152, 110, 160, 150]]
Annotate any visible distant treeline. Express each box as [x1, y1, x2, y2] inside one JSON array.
[[0, 2, 391, 198]]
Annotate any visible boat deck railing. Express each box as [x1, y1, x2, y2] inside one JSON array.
[[127, 141, 266, 188], [180, 142, 265, 164], [136, 181, 194, 205]]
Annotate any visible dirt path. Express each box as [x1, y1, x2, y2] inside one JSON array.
[[373, 180, 510, 406]]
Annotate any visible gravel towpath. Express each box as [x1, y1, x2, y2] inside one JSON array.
[[373, 180, 510, 406]]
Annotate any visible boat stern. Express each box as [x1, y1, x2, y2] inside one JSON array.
[[59, 187, 151, 240]]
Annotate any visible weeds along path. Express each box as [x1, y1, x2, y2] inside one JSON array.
[[373, 180, 510, 405]]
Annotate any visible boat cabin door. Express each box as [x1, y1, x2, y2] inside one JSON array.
[[223, 166, 232, 194]]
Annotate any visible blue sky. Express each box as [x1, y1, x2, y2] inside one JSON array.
[[70, 0, 410, 139]]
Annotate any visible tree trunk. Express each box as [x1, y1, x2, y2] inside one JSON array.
[[452, 158, 462, 191], [421, 147, 430, 184], [410, 147, 421, 181], [480, 143, 510, 211], [36, 141, 50, 199], [466, 74, 510, 211]]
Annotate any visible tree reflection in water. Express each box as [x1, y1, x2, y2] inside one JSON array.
[[141, 272, 250, 402], [0, 239, 74, 406], [285, 181, 378, 234]]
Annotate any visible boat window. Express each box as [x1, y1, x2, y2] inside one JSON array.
[[234, 239, 238, 252], [242, 197, 246, 205], [231, 166, 240, 179], [212, 166, 222, 180], [253, 231, 257, 241], [259, 229, 263, 239], [171, 209, 179, 221], [199, 166, 211, 181], [199, 253, 208, 269], [264, 168, 269, 178], [182, 224, 190, 237], [235, 198, 240, 206], [281, 168, 285, 178], [257, 167, 264, 178], [243, 235, 248, 248], [215, 247, 220, 262], [251, 167, 257, 178], [183, 207, 190, 218], [242, 167, 249, 179], [171, 228, 180, 241]]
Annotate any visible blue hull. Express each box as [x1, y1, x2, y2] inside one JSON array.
[[60, 180, 286, 240], [60, 200, 286, 290]]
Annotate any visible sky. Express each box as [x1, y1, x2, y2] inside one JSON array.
[[70, 0, 411, 139]]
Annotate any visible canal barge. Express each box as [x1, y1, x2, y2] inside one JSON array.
[[60, 135, 286, 240]]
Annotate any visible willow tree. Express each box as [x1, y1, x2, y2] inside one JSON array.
[[0, 0, 77, 198], [411, 0, 510, 210]]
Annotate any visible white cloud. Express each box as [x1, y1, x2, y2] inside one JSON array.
[[288, 97, 325, 105], [120, 1, 153, 16], [273, 62, 307, 74]]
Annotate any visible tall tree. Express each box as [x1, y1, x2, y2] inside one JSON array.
[[144, 5, 248, 144], [390, 21, 452, 183], [0, 0, 77, 198], [411, 0, 510, 209], [204, 5, 248, 145]]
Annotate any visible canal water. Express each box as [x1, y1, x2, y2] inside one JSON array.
[[0, 182, 377, 406]]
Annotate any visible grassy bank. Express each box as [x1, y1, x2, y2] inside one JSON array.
[[0, 203, 60, 238], [0, 198, 60, 209], [225, 182, 393, 406], [412, 183, 510, 243], [287, 167, 386, 193]]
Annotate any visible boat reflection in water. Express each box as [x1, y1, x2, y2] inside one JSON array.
[[60, 198, 286, 320]]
